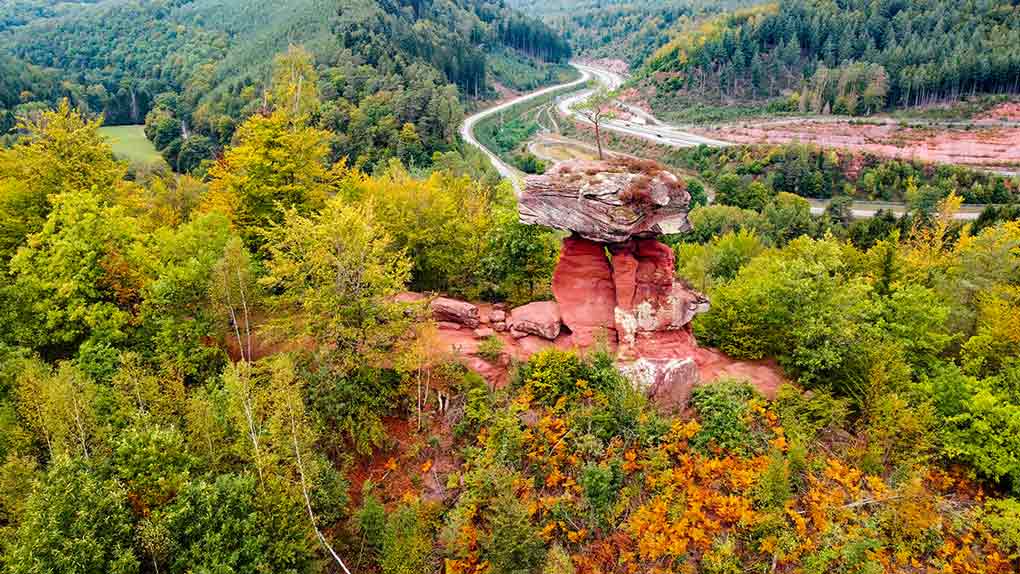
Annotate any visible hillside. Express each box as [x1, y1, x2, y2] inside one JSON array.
[[4, 2, 1020, 573], [0, 0, 570, 169], [2, 101, 1020, 573], [641, 0, 1020, 116], [507, 0, 755, 67]]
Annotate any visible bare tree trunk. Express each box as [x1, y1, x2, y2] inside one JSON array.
[[594, 122, 603, 160], [235, 266, 253, 363], [70, 392, 90, 460], [288, 403, 353, 574], [237, 367, 265, 487]]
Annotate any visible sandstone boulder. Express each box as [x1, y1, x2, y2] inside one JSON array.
[[520, 159, 691, 243], [552, 236, 616, 347], [489, 310, 506, 323], [508, 301, 562, 340], [430, 297, 480, 328], [610, 239, 709, 349], [619, 357, 700, 412], [473, 327, 495, 339]]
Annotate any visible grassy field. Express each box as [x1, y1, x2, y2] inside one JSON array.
[[98, 125, 164, 166]]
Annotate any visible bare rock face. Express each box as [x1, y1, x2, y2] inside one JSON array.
[[430, 297, 480, 328], [610, 239, 709, 352], [508, 301, 562, 340], [520, 159, 691, 243], [618, 357, 700, 412], [552, 236, 617, 347]]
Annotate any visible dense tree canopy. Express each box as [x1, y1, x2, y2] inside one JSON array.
[[1, 0, 570, 170], [3, 3, 1020, 572], [644, 0, 1020, 113], [508, 0, 754, 66]]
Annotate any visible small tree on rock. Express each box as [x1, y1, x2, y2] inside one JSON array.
[[574, 87, 616, 160]]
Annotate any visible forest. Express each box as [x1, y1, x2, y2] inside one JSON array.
[[643, 0, 1020, 114], [671, 143, 1019, 206], [0, 0, 570, 170], [0, 42, 1020, 570], [2, 0, 1020, 572], [507, 0, 756, 67]]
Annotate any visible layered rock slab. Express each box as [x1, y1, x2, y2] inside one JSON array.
[[520, 159, 692, 243], [430, 297, 480, 328], [508, 301, 562, 340]]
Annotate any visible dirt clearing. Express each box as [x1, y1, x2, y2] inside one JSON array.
[[692, 119, 1020, 170]]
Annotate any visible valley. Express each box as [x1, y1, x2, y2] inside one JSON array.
[[2, 1, 1020, 574], [465, 61, 1004, 220]]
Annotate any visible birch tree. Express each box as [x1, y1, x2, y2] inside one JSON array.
[[261, 198, 411, 372]]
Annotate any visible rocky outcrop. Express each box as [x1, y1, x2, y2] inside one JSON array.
[[619, 357, 700, 413], [545, 235, 708, 354], [609, 239, 709, 352], [552, 237, 616, 347], [507, 158, 785, 408], [520, 159, 692, 243], [508, 301, 562, 340], [430, 297, 480, 328]]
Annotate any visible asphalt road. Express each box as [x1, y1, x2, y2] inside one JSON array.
[[461, 61, 991, 221], [458, 67, 593, 194], [559, 62, 730, 148]]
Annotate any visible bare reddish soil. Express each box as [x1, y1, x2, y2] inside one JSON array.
[[490, 81, 520, 103], [434, 305, 786, 400], [694, 119, 1020, 169], [615, 87, 655, 115], [977, 101, 1020, 122], [579, 57, 629, 75]]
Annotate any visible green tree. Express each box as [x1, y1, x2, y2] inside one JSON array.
[[269, 44, 320, 121], [0, 100, 125, 261], [676, 228, 766, 291], [380, 502, 435, 574], [175, 134, 215, 174], [159, 473, 316, 574], [142, 213, 232, 380], [697, 236, 880, 389], [110, 423, 193, 512], [573, 87, 615, 160], [14, 360, 99, 460], [4, 461, 139, 574], [205, 110, 333, 250], [261, 197, 411, 370], [758, 192, 816, 245], [483, 200, 559, 304], [9, 189, 145, 348]]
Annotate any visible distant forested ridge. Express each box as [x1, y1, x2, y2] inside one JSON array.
[[507, 0, 755, 67], [643, 0, 1020, 114], [0, 0, 570, 170]]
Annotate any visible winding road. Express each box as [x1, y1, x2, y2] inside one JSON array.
[[460, 61, 988, 220], [458, 67, 593, 193], [558, 63, 730, 148]]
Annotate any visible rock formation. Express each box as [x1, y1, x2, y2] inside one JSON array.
[[520, 159, 720, 404], [508, 301, 561, 340], [551, 237, 616, 347], [430, 297, 480, 328], [519, 158, 692, 243], [423, 159, 784, 405], [609, 239, 709, 355]]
